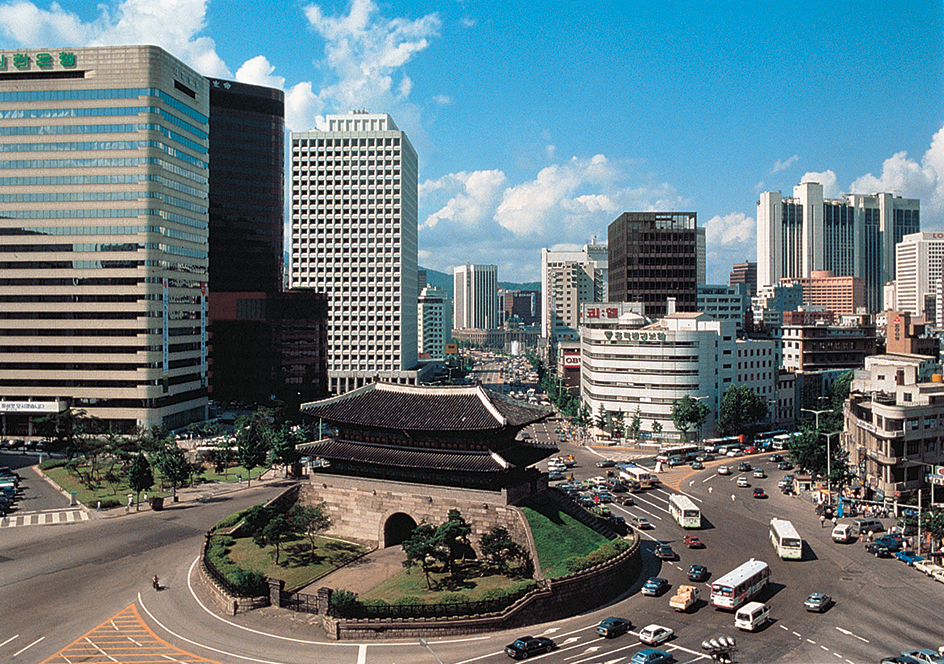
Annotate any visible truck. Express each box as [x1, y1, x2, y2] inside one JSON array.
[[669, 585, 701, 612]]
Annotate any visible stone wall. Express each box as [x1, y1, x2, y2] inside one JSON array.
[[325, 535, 641, 640], [197, 559, 268, 616], [298, 475, 532, 550]]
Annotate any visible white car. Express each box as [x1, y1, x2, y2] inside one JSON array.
[[717, 465, 731, 475], [736, 476, 750, 487], [638, 624, 674, 646]]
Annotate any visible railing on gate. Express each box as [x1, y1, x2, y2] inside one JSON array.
[[281, 590, 320, 614]]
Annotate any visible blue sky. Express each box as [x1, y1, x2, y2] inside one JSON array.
[[2, 0, 942, 283]]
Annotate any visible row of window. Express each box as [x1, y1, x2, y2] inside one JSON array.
[[0, 105, 207, 139], [0, 122, 206, 153], [0, 172, 205, 198], [3, 224, 205, 245]]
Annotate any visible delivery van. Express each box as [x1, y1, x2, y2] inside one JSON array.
[[852, 518, 883, 535], [734, 601, 770, 631]]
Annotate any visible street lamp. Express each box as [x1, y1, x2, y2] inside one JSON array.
[[800, 407, 830, 431], [823, 431, 840, 508]]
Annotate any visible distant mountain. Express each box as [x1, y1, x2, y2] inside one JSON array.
[[421, 267, 540, 297]]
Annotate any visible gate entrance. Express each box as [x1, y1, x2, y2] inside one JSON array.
[[383, 512, 417, 548]]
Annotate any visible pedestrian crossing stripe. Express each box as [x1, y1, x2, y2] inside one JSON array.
[[0, 509, 89, 527]]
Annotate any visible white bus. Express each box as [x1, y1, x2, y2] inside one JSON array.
[[656, 444, 699, 463], [769, 518, 803, 560], [710, 559, 770, 610], [619, 465, 654, 488], [703, 435, 741, 452], [669, 494, 701, 529]]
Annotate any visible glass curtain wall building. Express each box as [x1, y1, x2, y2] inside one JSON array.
[[0, 46, 209, 434]]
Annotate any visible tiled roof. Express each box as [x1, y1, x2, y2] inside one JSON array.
[[300, 382, 552, 431], [296, 438, 558, 472]]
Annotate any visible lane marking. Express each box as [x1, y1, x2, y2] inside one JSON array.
[[0, 635, 18, 648], [13, 636, 44, 657], [357, 644, 367, 664], [835, 626, 869, 643]]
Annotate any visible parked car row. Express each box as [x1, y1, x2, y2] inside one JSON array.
[[0, 466, 22, 514]]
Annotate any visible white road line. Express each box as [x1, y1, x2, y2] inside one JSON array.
[[357, 644, 367, 664], [807, 639, 816, 644], [835, 626, 869, 643], [0, 635, 18, 648], [792, 631, 802, 637], [13, 636, 44, 657]]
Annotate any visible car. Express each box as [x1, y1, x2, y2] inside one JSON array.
[[753, 487, 767, 499], [683, 535, 705, 548], [880, 657, 924, 664], [753, 468, 766, 478], [768, 453, 783, 462], [638, 624, 674, 646], [737, 461, 752, 472], [690, 460, 704, 470], [504, 636, 556, 659], [548, 471, 564, 481], [642, 577, 669, 596], [736, 476, 750, 487], [653, 544, 676, 560], [896, 550, 925, 566], [778, 460, 794, 470], [595, 491, 614, 503], [875, 535, 903, 552], [696, 453, 714, 462], [726, 449, 744, 457], [631, 515, 651, 529], [866, 542, 892, 557], [597, 459, 616, 468], [778, 475, 794, 488], [901, 649, 944, 664], [617, 494, 635, 506], [631, 649, 674, 664], [804, 592, 833, 612], [595, 616, 631, 638], [687, 564, 708, 581], [717, 465, 731, 475], [744, 446, 759, 454], [606, 514, 627, 530]]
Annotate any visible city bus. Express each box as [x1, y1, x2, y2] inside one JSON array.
[[710, 559, 770, 610], [756, 429, 788, 443], [769, 517, 803, 560], [703, 435, 741, 452], [668, 493, 701, 528], [619, 465, 655, 488], [656, 444, 700, 463]]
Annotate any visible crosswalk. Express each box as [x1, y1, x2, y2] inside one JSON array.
[[0, 508, 89, 528]]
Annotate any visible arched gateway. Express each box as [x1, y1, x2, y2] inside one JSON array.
[[383, 512, 417, 548]]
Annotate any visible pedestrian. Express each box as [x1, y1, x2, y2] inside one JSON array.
[[820, 514, 826, 528], [832, 516, 837, 527], [708, 486, 713, 494], [731, 494, 736, 502], [867, 531, 873, 542]]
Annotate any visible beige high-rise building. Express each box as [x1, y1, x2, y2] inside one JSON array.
[[0, 45, 209, 436]]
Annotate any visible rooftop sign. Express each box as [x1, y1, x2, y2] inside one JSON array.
[[0, 51, 76, 70]]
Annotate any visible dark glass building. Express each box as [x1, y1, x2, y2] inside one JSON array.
[[607, 212, 706, 318], [206, 79, 328, 408]]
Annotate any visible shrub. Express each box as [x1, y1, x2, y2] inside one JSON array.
[[40, 458, 69, 470], [563, 539, 629, 573], [97, 497, 121, 509], [330, 589, 360, 617], [231, 569, 267, 596], [214, 507, 251, 532]]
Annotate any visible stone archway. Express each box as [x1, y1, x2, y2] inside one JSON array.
[[383, 512, 417, 548]]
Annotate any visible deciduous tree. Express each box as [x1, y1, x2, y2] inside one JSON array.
[[127, 453, 153, 511], [718, 384, 769, 436], [291, 503, 332, 561]]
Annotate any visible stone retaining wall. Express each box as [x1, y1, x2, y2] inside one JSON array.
[[324, 535, 641, 640], [197, 559, 268, 616]]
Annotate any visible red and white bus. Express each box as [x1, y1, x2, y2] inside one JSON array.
[[710, 559, 770, 610]]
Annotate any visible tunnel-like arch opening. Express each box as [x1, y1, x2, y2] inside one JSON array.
[[383, 512, 418, 548]]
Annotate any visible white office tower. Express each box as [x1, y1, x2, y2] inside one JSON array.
[[541, 242, 608, 342], [895, 232, 944, 320], [453, 264, 498, 330], [757, 182, 920, 313], [417, 286, 448, 359], [0, 45, 209, 434], [289, 112, 418, 394]]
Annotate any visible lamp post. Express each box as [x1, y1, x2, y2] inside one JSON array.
[[823, 431, 840, 508], [420, 638, 445, 664], [800, 407, 830, 432]]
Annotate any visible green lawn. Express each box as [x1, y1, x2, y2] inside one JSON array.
[[518, 494, 613, 578], [40, 461, 270, 509], [358, 561, 534, 605], [226, 534, 367, 590]]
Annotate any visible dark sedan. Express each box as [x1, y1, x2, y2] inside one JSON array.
[[653, 544, 676, 560], [596, 616, 632, 638], [686, 564, 708, 581], [642, 576, 669, 596], [505, 636, 556, 659]]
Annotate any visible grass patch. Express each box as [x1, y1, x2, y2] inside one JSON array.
[[225, 534, 367, 590], [358, 560, 534, 605], [40, 461, 268, 510], [518, 494, 613, 578]]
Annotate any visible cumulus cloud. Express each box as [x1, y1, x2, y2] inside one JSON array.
[[770, 154, 799, 173], [235, 55, 285, 90], [850, 125, 944, 216], [421, 169, 508, 231], [800, 169, 840, 197]]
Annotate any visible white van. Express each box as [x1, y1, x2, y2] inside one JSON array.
[[831, 523, 855, 543], [734, 601, 770, 631]]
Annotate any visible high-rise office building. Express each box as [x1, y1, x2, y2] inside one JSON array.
[[895, 232, 944, 321], [0, 45, 209, 435], [289, 112, 418, 394], [757, 182, 920, 312], [206, 78, 327, 409], [453, 264, 498, 330], [541, 243, 608, 342], [417, 285, 447, 359], [608, 212, 705, 318], [729, 260, 757, 297], [501, 289, 540, 326]]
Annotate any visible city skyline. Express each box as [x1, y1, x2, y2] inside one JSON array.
[[1, 0, 941, 283]]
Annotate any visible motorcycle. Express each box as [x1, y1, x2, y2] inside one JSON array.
[[152, 575, 161, 591]]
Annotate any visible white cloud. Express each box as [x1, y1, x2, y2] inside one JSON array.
[[235, 55, 285, 90], [421, 169, 507, 231], [770, 154, 799, 173], [800, 169, 839, 197], [432, 94, 452, 106], [704, 212, 754, 247], [850, 125, 944, 216]]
